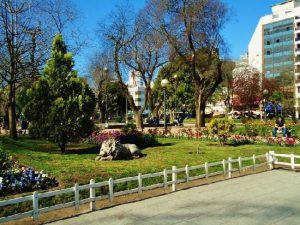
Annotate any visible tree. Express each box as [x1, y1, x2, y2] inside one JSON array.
[[0, 0, 34, 139], [99, 3, 168, 129], [89, 52, 115, 123], [24, 34, 96, 153], [209, 61, 235, 114], [147, 0, 230, 128], [232, 69, 260, 110], [0, 0, 82, 140], [152, 60, 195, 119]]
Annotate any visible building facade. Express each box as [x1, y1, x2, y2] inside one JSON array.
[[128, 70, 145, 108], [248, 0, 300, 118]]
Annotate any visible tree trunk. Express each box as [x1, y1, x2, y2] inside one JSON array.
[[199, 101, 206, 127], [59, 143, 66, 154], [100, 106, 106, 123], [195, 93, 206, 128], [8, 83, 17, 140], [135, 112, 143, 130]]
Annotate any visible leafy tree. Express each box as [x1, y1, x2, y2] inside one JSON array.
[[24, 34, 96, 153], [147, 0, 230, 128], [152, 60, 195, 119], [99, 3, 168, 129], [232, 69, 260, 111]]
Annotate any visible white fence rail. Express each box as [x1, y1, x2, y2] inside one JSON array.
[[0, 152, 274, 223], [268, 151, 300, 169]]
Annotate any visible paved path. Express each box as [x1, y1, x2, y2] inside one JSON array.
[[48, 170, 300, 225]]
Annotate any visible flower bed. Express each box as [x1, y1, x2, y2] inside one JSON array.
[[0, 166, 58, 196], [143, 128, 300, 147], [0, 145, 58, 196], [85, 126, 158, 149]]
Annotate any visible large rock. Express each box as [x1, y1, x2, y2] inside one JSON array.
[[123, 144, 141, 156], [95, 139, 132, 161]]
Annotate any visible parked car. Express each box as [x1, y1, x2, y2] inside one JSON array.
[[228, 111, 241, 119]]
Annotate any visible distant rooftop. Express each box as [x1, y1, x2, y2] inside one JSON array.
[[272, 0, 293, 7]]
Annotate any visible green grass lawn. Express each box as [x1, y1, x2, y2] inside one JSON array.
[[1, 135, 300, 189]]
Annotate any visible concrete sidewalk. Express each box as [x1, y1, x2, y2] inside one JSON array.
[[47, 170, 300, 225]]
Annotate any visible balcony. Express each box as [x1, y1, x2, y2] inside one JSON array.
[[295, 27, 300, 33], [296, 16, 300, 23], [295, 48, 300, 55], [296, 37, 300, 44]]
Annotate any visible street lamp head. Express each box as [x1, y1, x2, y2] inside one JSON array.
[[161, 79, 169, 88], [263, 89, 269, 95], [173, 74, 178, 79], [103, 67, 108, 73]]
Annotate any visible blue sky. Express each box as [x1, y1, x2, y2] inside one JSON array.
[[72, 0, 282, 75]]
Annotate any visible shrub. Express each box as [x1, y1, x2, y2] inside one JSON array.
[[122, 123, 138, 135], [135, 134, 159, 149], [244, 124, 258, 137], [208, 118, 235, 145]]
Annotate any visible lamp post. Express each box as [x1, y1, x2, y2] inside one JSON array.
[[263, 89, 269, 122], [173, 74, 178, 116], [104, 67, 109, 127], [125, 96, 128, 124], [161, 79, 169, 132]]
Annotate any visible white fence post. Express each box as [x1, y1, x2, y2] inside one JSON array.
[[268, 151, 275, 169], [252, 154, 256, 170], [172, 166, 177, 192], [138, 173, 142, 194], [228, 157, 232, 178], [74, 183, 79, 210], [222, 159, 226, 176], [32, 191, 39, 221], [109, 178, 114, 201], [291, 154, 295, 170], [238, 157, 242, 172], [205, 162, 209, 178], [185, 165, 189, 182], [90, 179, 95, 211], [163, 169, 168, 188]]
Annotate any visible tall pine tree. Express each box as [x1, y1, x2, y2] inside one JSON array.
[[24, 34, 96, 153]]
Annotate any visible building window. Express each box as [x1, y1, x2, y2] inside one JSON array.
[[287, 26, 290, 31], [298, 87, 300, 93], [267, 41, 270, 45], [276, 39, 280, 43], [267, 51, 271, 55]]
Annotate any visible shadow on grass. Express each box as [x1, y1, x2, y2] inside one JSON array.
[[156, 142, 175, 147], [66, 146, 99, 154]]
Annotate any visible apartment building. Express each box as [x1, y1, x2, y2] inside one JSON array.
[[128, 70, 145, 108], [248, 0, 300, 118]]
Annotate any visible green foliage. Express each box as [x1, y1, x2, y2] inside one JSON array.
[[121, 123, 137, 135], [24, 34, 96, 153], [208, 118, 235, 145], [152, 61, 195, 113], [135, 134, 159, 149], [0, 142, 12, 170], [244, 124, 259, 137]]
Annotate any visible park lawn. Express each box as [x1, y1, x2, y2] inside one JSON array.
[[1, 135, 300, 189]]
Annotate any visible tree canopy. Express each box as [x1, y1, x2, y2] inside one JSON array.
[[24, 34, 96, 153]]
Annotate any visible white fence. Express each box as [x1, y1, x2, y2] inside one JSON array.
[[0, 152, 275, 223], [268, 151, 300, 170]]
